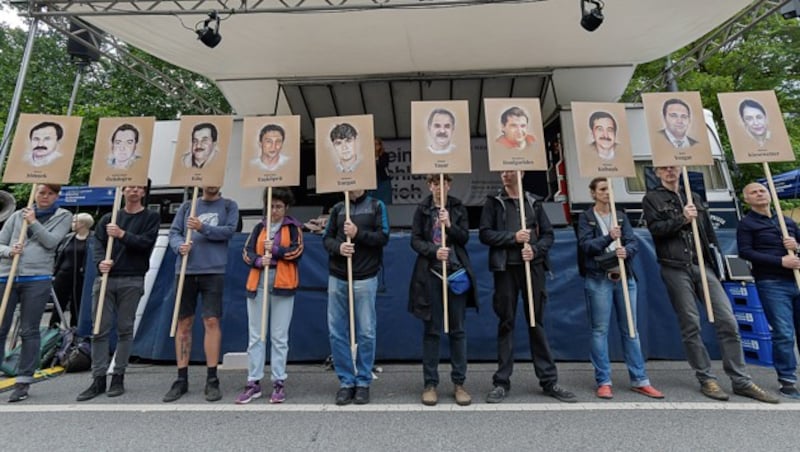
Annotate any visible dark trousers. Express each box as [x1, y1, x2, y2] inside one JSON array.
[[50, 270, 84, 328], [492, 264, 558, 390], [0, 280, 52, 383], [422, 275, 467, 387]]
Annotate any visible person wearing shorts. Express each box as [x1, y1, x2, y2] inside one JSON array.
[[163, 186, 239, 402]]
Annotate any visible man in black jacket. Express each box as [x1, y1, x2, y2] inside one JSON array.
[[323, 190, 389, 405], [480, 170, 576, 403], [77, 185, 160, 401], [643, 166, 777, 403], [408, 174, 478, 406]]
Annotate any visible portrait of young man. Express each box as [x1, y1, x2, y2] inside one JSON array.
[[251, 124, 289, 172], [495, 106, 536, 151], [107, 123, 141, 170], [659, 98, 698, 149]]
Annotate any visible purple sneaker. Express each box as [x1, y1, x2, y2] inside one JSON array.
[[270, 380, 286, 404], [235, 381, 262, 405]]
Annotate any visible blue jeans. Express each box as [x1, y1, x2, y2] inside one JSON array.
[[755, 280, 800, 384], [327, 275, 377, 388], [584, 275, 650, 387], [0, 280, 51, 383], [246, 269, 295, 383]]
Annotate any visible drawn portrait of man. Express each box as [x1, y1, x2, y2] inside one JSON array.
[[181, 122, 219, 169], [739, 98, 770, 148], [659, 98, 698, 149], [25, 121, 64, 168], [427, 108, 456, 155], [588, 111, 618, 161], [495, 106, 536, 151], [330, 123, 360, 173], [251, 123, 289, 171], [107, 123, 141, 170]]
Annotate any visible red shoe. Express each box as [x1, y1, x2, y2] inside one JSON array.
[[631, 385, 664, 399], [596, 384, 613, 399]]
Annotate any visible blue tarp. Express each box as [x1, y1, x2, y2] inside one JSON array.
[[73, 229, 743, 364], [758, 168, 800, 200]]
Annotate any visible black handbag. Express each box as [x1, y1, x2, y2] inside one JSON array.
[[594, 250, 619, 272]]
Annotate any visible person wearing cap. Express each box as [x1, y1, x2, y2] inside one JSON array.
[[408, 174, 477, 406]]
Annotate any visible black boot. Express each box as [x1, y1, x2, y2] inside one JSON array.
[[77, 376, 106, 402], [107, 374, 125, 397]]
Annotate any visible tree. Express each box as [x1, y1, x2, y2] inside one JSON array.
[[0, 23, 231, 202], [623, 15, 800, 193]]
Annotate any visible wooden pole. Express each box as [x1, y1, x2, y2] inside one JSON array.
[[517, 171, 536, 328], [170, 186, 199, 337], [682, 167, 714, 323], [345, 191, 357, 368], [93, 187, 122, 335], [607, 183, 635, 338], [260, 186, 273, 342], [763, 162, 800, 289], [440, 173, 450, 334], [0, 186, 37, 328]]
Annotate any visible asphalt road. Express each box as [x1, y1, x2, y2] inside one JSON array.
[[1, 361, 798, 451]]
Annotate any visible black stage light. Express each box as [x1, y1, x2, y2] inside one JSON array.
[[580, 0, 604, 32], [196, 11, 222, 48]]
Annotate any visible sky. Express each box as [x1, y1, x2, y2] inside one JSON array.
[[0, 2, 26, 29]]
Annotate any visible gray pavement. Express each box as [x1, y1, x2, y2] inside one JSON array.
[[0, 360, 798, 451]]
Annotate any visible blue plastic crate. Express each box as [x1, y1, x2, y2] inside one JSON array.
[[723, 282, 762, 309], [740, 333, 773, 367], [733, 306, 772, 336]]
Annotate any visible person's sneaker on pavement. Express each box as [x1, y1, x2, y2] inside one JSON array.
[[235, 381, 262, 405], [733, 383, 780, 404], [270, 380, 286, 404], [700, 380, 729, 401], [8, 383, 29, 403], [543, 384, 577, 403], [779, 382, 800, 400], [335, 387, 355, 405], [163, 379, 188, 403], [631, 385, 664, 399], [486, 386, 506, 404], [205, 377, 222, 402], [353, 386, 370, 405], [422, 385, 438, 406]]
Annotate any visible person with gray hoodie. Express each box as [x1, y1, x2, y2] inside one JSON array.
[[0, 184, 71, 402]]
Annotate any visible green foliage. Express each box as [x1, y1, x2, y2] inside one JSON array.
[[0, 23, 231, 206], [624, 15, 800, 192]]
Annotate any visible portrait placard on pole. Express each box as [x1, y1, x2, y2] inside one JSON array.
[[570, 102, 635, 178], [240, 116, 301, 187], [484, 98, 547, 172], [169, 115, 233, 187], [314, 115, 376, 194], [410, 101, 471, 174], [717, 90, 794, 164], [3, 113, 82, 184], [642, 92, 712, 167], [89, 117, 155, 187]]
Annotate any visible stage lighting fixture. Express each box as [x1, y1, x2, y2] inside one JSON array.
[[580, 0, 604, 32], [196, 11, 222, 48]]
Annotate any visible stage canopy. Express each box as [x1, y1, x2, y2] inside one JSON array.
[[18, 0, 753, 138]]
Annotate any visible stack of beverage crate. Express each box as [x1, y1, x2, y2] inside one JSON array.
[[723, 281, 773, 366]]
